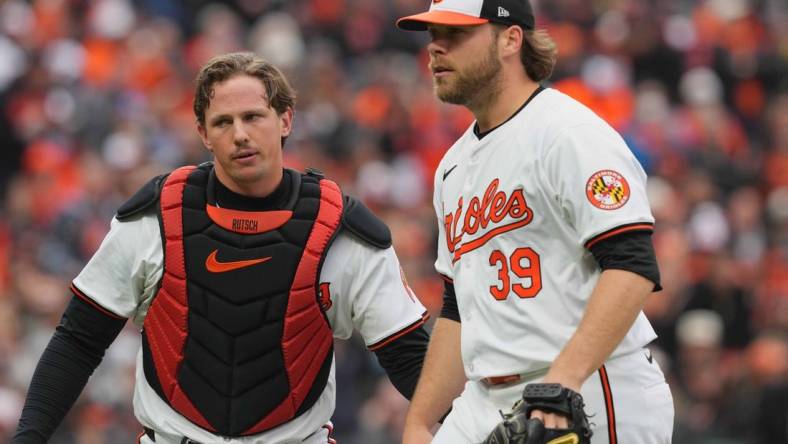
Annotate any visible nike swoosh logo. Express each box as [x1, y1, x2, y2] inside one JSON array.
[[442, 165, 458, 181], [645, 349, 654, 364], [205, 250, 271, 273]]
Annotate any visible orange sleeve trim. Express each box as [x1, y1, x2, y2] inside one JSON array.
[[70, 283, 127, 320], [368, 311, 429, 351], [584, 223, 654, 250]]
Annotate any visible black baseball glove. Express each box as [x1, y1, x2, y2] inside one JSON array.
[[482, 383, 592, 444]]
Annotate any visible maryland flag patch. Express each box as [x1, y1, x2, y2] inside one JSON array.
[[586, 170, 630, 210]]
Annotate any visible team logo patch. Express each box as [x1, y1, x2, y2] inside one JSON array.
[[318, 282, 332, 311], [585, 170, 630, 210]]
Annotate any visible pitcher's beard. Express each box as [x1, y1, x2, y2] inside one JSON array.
[[434, 43, 502, 107]]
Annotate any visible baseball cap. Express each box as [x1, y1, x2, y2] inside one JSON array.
[[396, 0, 535, 32]]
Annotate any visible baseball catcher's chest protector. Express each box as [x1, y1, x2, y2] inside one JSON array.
[[142, 164, 342, 436]]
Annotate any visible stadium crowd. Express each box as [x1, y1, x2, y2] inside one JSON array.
[[0, 0, 786, 442]]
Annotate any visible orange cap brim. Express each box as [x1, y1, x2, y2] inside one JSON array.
[[396, 11, 489, 31]]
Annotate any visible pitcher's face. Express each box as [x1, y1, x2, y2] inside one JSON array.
[[427, 24, 503, 105]]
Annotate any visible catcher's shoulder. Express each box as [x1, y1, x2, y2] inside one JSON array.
[[116, 173, 169, 221], [340, 194, 391, 249], [305, 167, 391, 249]]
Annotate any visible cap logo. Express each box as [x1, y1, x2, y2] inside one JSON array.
[[498, 6, 510, 17]]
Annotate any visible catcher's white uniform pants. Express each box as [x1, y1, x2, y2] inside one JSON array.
[[433, 348, 674, 444]]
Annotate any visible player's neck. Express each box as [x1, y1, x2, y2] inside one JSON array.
[[473, 79, 540, 133]]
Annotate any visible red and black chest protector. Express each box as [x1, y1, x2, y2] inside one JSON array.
[[141, 164, 342, 436]]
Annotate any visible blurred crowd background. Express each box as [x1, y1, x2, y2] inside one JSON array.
[[0, 0, 786, 443]]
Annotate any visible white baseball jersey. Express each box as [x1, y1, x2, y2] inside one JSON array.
[[72, 210, 426, 443], [433, 87, 657, 381]]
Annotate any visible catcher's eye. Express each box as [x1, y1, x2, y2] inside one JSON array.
[[211, 117, 231, 128]]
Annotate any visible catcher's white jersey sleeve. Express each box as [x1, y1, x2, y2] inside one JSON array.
[[319, 234, 428, 348], [432, 87, 657, 381], [72, 211, 425, 443], [72, 216, 161, 324]]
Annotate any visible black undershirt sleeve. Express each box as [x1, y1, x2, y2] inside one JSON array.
[[372, 325, 430, 400], [589, 231, 662, 291], [13, 296, 127, 444], [439, 280, 460, 322]]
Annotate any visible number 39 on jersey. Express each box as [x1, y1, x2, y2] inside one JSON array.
[[442, 178, 542, 301]]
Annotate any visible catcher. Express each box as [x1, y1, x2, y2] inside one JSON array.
[[13, 52, 430, 444]]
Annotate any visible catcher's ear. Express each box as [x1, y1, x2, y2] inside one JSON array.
[[278, 107, 293, 138], [197, 123, 212, 151]]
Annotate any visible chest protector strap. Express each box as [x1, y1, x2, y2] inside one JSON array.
[[143, 166, 343, 435]]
